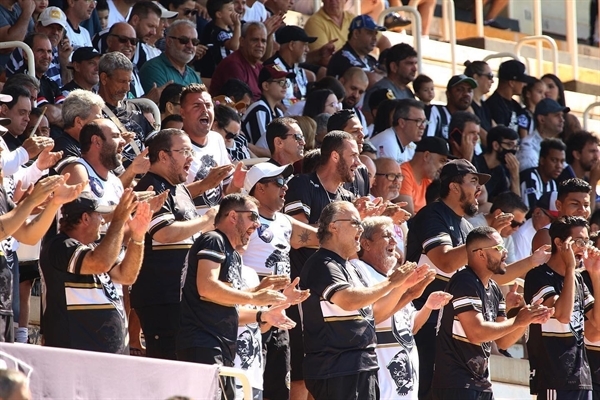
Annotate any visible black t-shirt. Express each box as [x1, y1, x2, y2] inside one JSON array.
[[472, 100, 492, 138], [177, 229, 242, 365], [39, 232, 127, 354], [474, 154, 510, 201], [197, 21, 233, 78], [299, 248, 378, 379], [130, 172, 200, 309], [3, 133, 21, 152], [283, 172, 355, 279], [103, 101, 153, 165], [484, 91, 523, 132], [51, 132, 81, 174], [326, 42, 378, 79], [581, 270, 600, 391], [406, 200, 472, 323], [433, 267, 505, 391], [524, 263, 594, 392]]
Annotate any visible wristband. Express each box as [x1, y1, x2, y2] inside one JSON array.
[[256, 310, 266, 325], [130, 238, 144, 246]]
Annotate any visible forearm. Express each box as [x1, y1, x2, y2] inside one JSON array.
[[290, 219, 319, 248], [224, 181, 241, 195], [332, 280, 394, 311], [226, 27, 241, 50], [153, 216, 211, 243], [1, 148, 29, 176], [510, 176, 520, 196], [13, 203, 61, 245], [466, 318, 520, 344], [413, 306, 432, 334], [0, 198, 40, 240], [429, 245, 468, 274], [86, 220, 127, 271], [199, 279, 254, 306], [495, 256, 536, 285], [588, 273, 600, 328], [186, 179, 217, 198], [119, 165, 137, 188], [496, 324, 527, 349], [1, 15, 32, 42], [111, 241, 144, 285], [373, 285, 407, 324], [552, 269, 576, 323], [262, 35, 274, 60]]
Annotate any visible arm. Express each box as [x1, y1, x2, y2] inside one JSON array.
[[457, 309, 523, 344], [118, 148, 150, 188], [495, 315, 529, 349], [224, 16, 241, 51], [186, 164, 233, 198], [494, 245, 551, 285], [425, 244, 468, 274], [0, 0, 34, 42], [584, 261, 600, 329], [396, 195, 414, 216], [152, 211, 215, 243], [288, 216, 319, 249]]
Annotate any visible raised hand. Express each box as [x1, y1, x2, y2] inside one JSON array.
[[128, 201, 152, 240], [354, 196, 386, 219], [584, 245, 600, 276], [424, 291, 453, 310], [558, 237, 576, 270], [230, 162, 246, 190], [405, 269, 436, 300], [530, 244, 552, 267], [515, 302, 554, 327], [257, 275, 290, 292], [504, 153, 520, 178], [146, 189, 169, 214], [204, 164, 236, 190], [490, 210, 513, 232], [23, 136, 53, 160], [112, 188, 138, 223], [48, 173, 86, 206], [282, 277, 310, 305], [382, 202, 411, 224], [25, 175, 66, 207], [505, 282, 525, 310], [130, 147, 150, 175], [252, 286, 287, 306], [35, 147, 63, 170], [262, 303, 296, 330]]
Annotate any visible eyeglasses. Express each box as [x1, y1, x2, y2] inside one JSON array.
[[284, 133, 305, 142], [166, 148, 195, 157], [109, 34, 138, 46], [478, 72, 494, 80], [472, 244, 507, 253], [259, 177, 288, 188], [168, 36, 200, 46], [235, 210, 260, 222], [333, 218, 362, 228], [401, 117, 430, 127], [573, 238, 593, 248], [183, 8, 199, 16], [269, 79, 291, 88], [225, 130, 238, 140], [375, 173, 404, 182], [510, 220, 525, 228]]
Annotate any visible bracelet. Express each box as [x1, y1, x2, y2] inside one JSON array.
[[256, 311, 266, 325], [130, 238, 144, 246]]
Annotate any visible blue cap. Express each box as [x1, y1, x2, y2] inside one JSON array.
[[350, 15, 386, 32], [534, 98, 570, 116]]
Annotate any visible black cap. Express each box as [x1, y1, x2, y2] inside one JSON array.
[[368, 88, 396, 110], [415, 137, 453, 157], [69, 47, 101, 68], [61, 192, 115, 219], [497, 60, 536, 84], [534, 98, 570, 116], [275, 25, 317, 44], [439, 159, 491, 185]]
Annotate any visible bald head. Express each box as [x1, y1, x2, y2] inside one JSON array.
[[107, 23, 137, 59]]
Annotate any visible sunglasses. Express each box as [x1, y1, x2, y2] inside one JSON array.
[[225, 130, 237, 140], [235, 210, 260, 222], [375, 173, 404, 182], [333, 218, 362, 228], [183, 8, 198, 16], [168, 36, 200, 46], [472, 244, 506, 253], [510, 220, 525, 228], [284, 133, 304, 142], [109, 34, 138, 46], [259, 177, 288, 188]]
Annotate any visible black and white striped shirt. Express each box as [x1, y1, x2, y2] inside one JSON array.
[[242, 97, 283, 149], [519, 167, 558, 209]]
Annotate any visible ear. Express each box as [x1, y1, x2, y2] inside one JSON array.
[[261, 81, 269, 92], [130, 15, 140, 26], [0, 104, 7, 115], [492, 141, 500, 152], [100, 71, 108, 86], [552, 236, 563, 249], [331, 150, 340, 163], [555, 199, 562, 212], [573, 149, 581, 161], [450, 181, 460, 194]]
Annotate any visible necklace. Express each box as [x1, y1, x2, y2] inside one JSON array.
[[316, 172, 340, 204]]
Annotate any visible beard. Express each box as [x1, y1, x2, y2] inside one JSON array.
[[100, 145, 120, 170], [236, 218, 250, 246], [486, 256, 506, 275], [459, 186, 479, 217], [336, 157, 354, 183]]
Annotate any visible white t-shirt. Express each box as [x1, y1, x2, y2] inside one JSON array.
[[243, 212, 293, 277], [243, 1, 268, 22], [350, 259, 419, 400], [370, 127, 416, 164], [106, 0, 130, 29], [65, 21, 93, 49]]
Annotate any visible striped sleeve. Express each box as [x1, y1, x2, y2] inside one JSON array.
[[422, 232, 453, 253], [67, 244, 93, 274], [242, 102, 270, 145], [531, 285, 557, 305], [148, 210, 176, 236], [453, 295, 483, 314]]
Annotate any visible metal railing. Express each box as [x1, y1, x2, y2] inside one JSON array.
[[220, 366, 251, 400], [377, 6, 423, 72], [564, 0, 579, 81], [440, 0, 458, 75], [0, 41, 34, 78], [515, 35, 559, 77], [583, 102, 600, 130], [482, 52, 531, 73]]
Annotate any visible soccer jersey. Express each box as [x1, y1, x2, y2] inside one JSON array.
[[186, 131, 233, 213], [198, 21, 234, 78], [300, 248, 378, 380], [177, 230, 243, 365], [581, 270, 600, 393], [524, 263, 594, 392], [326, 42, 378, 79], [263, 53, 309, 108], [519, 167, 558, 210], [65, 20, 93, 49], [242, 97, 284, 148], [243, 212, 293, 277], [351, 259, 419, 399], [433, 267, 505, 392]]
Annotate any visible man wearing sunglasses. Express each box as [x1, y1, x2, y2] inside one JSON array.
[[434, 226, 553, 400], [265, 117, 306, 168]]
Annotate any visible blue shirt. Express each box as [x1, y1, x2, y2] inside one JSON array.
[[0, 3, 34, 68], [139, 53, 201, 93]]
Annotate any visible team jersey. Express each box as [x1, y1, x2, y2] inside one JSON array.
[[581, 270, 600, 392], [524, 263, 594, 392], [300, 248, 378, 380], [519, 167, 558, 210], [433, 267, 506, 392], [243, 212, 292, 277], [242, 97, 284, 149], [351, 259, 419, 399]]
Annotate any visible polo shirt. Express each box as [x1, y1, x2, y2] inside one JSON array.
[[210, 50, 263, 101], [362, 77, 414, 115], [303, 8, 355, 52], [326, 42, 378, 79], [370, 127, 416, 164], [400, 161, 431, 214], [139, 53, 201, 93]]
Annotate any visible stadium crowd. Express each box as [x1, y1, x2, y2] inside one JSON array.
[[0, 0, 598, 399]]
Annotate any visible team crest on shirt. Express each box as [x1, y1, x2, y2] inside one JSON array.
[[236, 326, 261, 369], [258, 224, 274, 243], [89, 176, 104, 198]]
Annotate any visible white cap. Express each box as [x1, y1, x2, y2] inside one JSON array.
[[38, 7, 67, 28], [244, 162, 294, 193], [0, 117, 10, 133], [0, 94, 12, 103], [153, 1, 178, 19]]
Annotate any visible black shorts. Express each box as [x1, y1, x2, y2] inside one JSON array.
[[262, 327, 290, 399], [177, 346, 235, 400], [536, 389, 593, 400], [433, 388, 494, 400], [135, 303, 180, 360], [286, 304, 304, 381], [305, 370, 379, 400], [18, 261, 40, 283], [0, 314, 14, 343]]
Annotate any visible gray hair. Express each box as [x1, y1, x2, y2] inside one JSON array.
[[317, 201, 354, 243], [62, 90, 106, 129], [166, 19, 197, 36], [99, 52, 133, 76], [0, 369, 28, 399], [4, 73, 40, 91], [361, 216, 394, 241], [241, 21, 266, 37]]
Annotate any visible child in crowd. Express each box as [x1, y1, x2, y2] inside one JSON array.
[[518, 78, 546, 139], [414, 74, 435, 120], [96, 0, 110, 31], [198, 0, 241, 80], [33, 0, 48, 23]]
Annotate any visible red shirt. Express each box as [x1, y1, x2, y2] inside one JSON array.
[[209, 50, 263, 101]]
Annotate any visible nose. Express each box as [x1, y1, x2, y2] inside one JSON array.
[[390, 235, 398, 246]]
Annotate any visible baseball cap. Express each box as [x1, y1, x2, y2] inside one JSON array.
[[61, 192, 115, 219], [446, 74, 478, 90], [276, 25, 317, 44], [0, 117, 10, 133], [350, 14, 386, 32], [38, 7, 67, 28], [153, 1, 178, 19], [497, 60, 536, 84], [534, 98, 570, 116], [71, 47, 101, 63], [535, 191, 559, 218], [244, 162, 294, 193], [0, 94, 13, 103], [439, 159, 491, 185], [368, 88, 396, 111], [415, 136, 454, 157], [258, 65, 295, 85]]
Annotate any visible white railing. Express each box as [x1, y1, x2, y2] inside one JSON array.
[[441, 0, 458, 75], [220, 366, 252, 400], [564, 0, 579, 81], [475, 0, 484, 37], [0, 41, 34, 78], [483, 52, 531, 73], [583, 101, 600, 130], [377, 6, 423, 73], [515, 35, 559, 77], [129, 98, 161, 130]]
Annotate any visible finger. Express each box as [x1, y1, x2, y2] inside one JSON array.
[[509, 282, 518, 293]]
